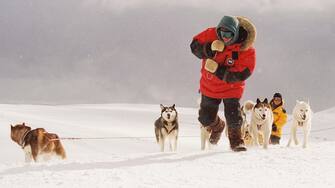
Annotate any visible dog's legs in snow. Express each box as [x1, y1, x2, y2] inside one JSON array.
[[159, 137, 165, 152], [168, 131, 178, 152], [173, 136, 178, 152], [287, 125, 293, 147], [263, 128, 271, 149], [207, 140, 212, 150], [168, 138, 173, 151], [42, 153, 52, 161], [287, 124, 297, 147], [201, 127, 206, 150], [23, 146, 33, 163], [251, 125, 259, 147], [293, 126, 299, 145], [303, 126, 310, 148]]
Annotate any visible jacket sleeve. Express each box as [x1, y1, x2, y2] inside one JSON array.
[[223, 48, 256, 83], [190, 40, 214, 59], [190, 28, 216, 59], [274, 108, 288, 129]]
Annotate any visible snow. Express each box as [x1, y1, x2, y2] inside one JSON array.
[[0, 104, 334, 188]]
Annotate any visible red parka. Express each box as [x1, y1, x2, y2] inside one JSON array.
[[191, 17, 256, 99]]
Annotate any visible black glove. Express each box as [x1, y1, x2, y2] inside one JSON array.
[[215, 65, 228, 80], [272, 124, 277, 132], [203, 42, 215, 58]]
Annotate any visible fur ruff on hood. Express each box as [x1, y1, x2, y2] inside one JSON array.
[[236, 16, 257, 51]]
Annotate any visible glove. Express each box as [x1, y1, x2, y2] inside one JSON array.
[[215, 65, 228, 80], [272, 124, 277, 132], [203, 43, 215, 58], [204, 59, 218, 73], [211, 40, 225, 52]]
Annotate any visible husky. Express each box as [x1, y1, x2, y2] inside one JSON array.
[[154, 104, 179, 152], [241, 100, 265, 147], [248, 98, 273, 149], [10, 122, 66, 162], [287, 100, 312, 148]]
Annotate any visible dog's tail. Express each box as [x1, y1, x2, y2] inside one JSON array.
[[243, 100, 255, 113]]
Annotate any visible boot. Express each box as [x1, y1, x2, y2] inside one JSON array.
[[270, 135, 280, 145], [228, 127, 247, 152], [207, 117, 225, 145]]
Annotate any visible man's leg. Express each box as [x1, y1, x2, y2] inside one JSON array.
[[198, 95, 225, 145], [223, 98, 246, 152]]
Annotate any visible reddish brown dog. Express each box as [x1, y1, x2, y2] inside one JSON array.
[[10, 123, 66, 162]]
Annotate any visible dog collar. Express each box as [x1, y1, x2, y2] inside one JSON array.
[[19, 129, 31, 148], [162, 120, 176, 126]]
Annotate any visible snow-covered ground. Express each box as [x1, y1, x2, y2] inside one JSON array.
[[0, 104, 334, 188]]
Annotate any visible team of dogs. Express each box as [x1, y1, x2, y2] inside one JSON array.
[[10, 99, 312, 162], [154, 99, 312, 152]]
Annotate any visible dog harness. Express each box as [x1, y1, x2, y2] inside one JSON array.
[[297, 121, 304, 127], [162, 120, 178, 134], [19, 129, 32, 149]]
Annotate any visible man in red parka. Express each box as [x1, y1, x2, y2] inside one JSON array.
[[190, 15, 256, 152]]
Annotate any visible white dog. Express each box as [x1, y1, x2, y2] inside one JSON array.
[[249, 98, 273, 149], [287, 100, 312, 148]]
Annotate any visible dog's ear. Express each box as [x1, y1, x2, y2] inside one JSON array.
[[256, 98, 261, 104], [263, 98, 268, 104], [171, 104, 175, 109], [296, 100, 300, 104], [160, 104, 165, 110]]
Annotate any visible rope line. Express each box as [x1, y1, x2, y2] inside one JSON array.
[[59, 126, 335, 140]]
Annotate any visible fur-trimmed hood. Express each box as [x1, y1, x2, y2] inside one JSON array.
[[236, 16, 256, 51]]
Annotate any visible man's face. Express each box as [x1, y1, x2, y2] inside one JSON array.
[[273, 97, 282, 106], [218, 27, 234, 45]]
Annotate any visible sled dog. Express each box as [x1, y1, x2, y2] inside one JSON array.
[[154, 104, 179, 152], [287, 100, 312, 148], [10, 122, 66, 162], [248, 98, 273, 149], [241, 100, 265, 146]]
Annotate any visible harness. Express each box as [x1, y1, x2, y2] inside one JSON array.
[[19, 129, 59, 149], [162, 120, 178, 134], [297, 121, 304, 127], [257, 124, 262, 130], [19, 129, 32, 149]]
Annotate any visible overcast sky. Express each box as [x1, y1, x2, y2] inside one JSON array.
[[0, 0, 335, 112]]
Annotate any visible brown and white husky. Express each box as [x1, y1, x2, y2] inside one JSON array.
[[247, 98, 273, 149], [10, 122, 66, 162], [241, 100, 264, 147]]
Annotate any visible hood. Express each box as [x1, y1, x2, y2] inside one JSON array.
[[236, 16, 257, 51], [270, 99, 285, 110]]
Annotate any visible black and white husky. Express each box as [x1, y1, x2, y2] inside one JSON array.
[[154, 104, 179, 152]]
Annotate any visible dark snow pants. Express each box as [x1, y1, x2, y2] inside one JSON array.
[[198, 95, 243, 129]]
